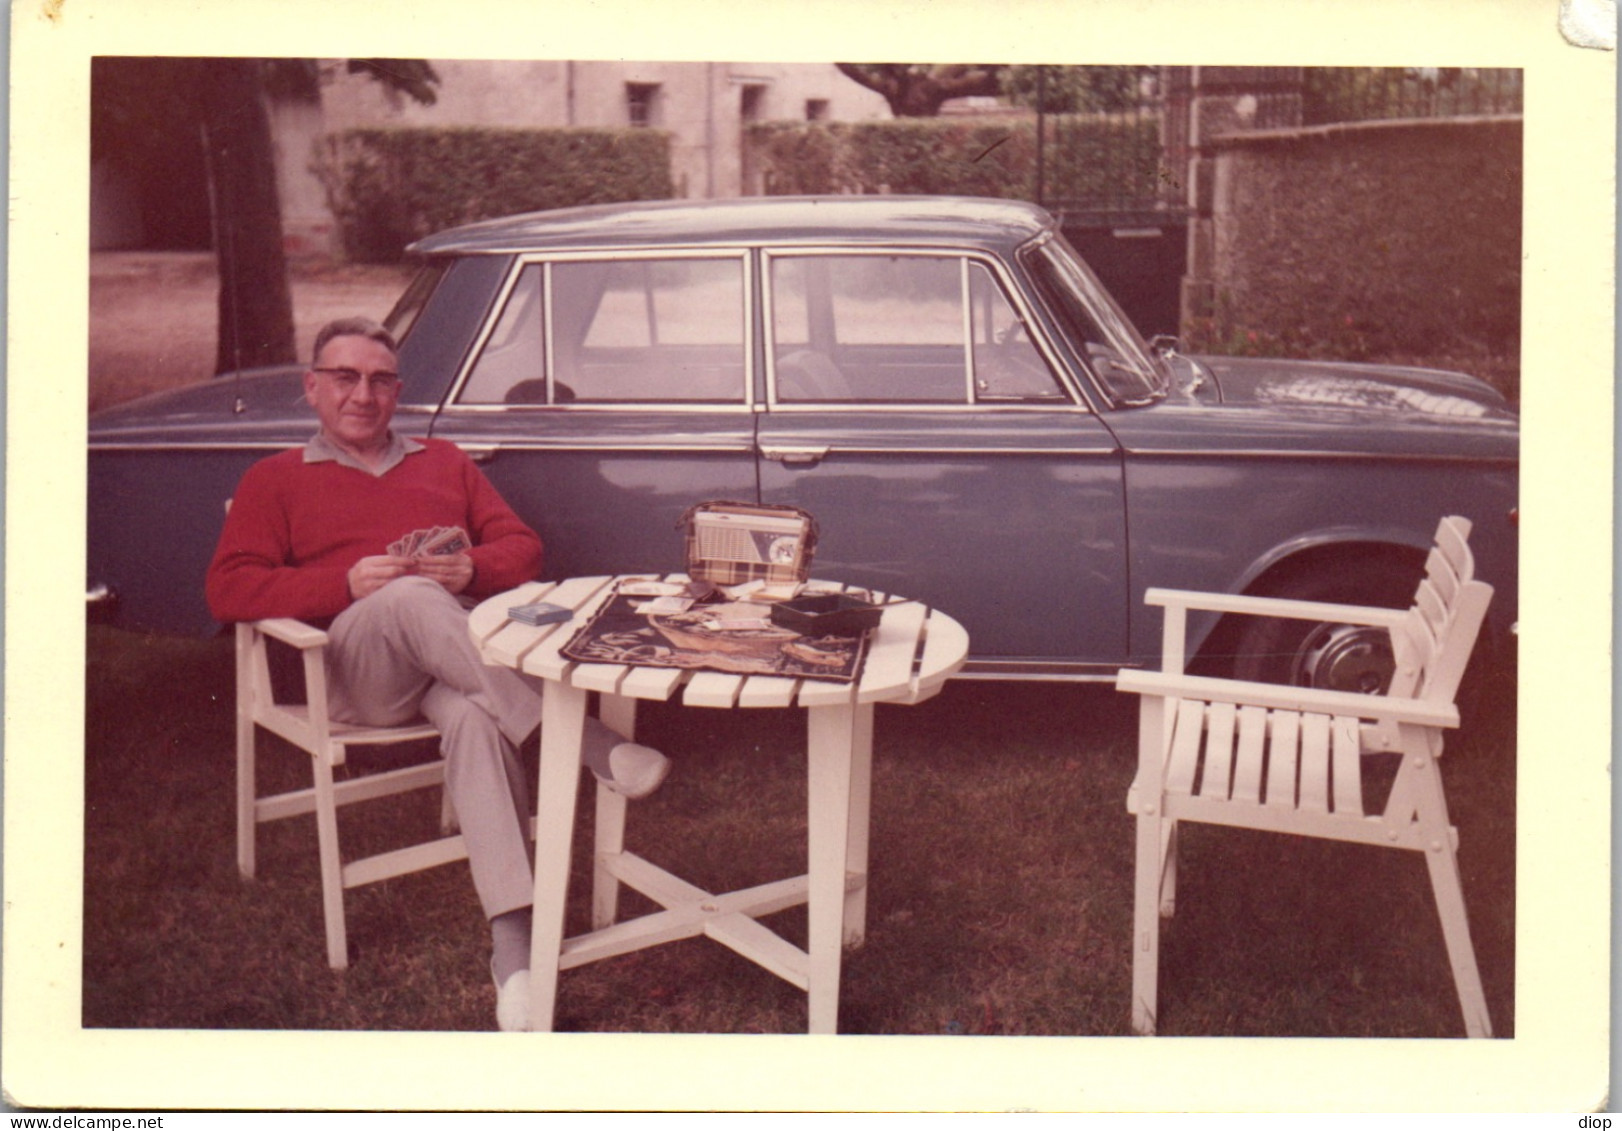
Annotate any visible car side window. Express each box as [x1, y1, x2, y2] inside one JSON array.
[[457, 256, 748, 405], [968, 262, 1068, 403], [769, 253, 1065, 405], [555, 258, 746, 404], [461, 264, 545, 404]]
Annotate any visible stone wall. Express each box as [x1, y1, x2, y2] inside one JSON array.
[[1191, 117, 1521, 362]]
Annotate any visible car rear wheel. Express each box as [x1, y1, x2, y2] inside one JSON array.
[[1231, 560, 1421, 693]]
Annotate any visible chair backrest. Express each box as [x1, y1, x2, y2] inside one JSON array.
[[1386, 516, 1494, 706]]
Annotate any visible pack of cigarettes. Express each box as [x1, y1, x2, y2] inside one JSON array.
[[508, 601, 574, 626]]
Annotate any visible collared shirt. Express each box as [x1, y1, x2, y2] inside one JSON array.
[[303, 430, 424, 477]]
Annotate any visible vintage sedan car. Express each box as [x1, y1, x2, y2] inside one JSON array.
[[88, 195, 1518, 690]]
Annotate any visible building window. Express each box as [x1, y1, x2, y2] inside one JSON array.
[[805, 99, 830, 121], [626, 83, 661, 127], [740, 83, 767, 123]]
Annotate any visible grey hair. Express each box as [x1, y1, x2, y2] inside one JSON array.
[[311, 317, 398, 364]]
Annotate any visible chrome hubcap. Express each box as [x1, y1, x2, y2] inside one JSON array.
[[1293, 623, 1394, 694]]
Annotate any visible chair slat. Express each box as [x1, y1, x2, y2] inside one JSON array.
[[1198, 701, 1237, 800], [1166, 699, 1203, 796], [1232, 705, 1267, 804], [1425, 549, 1461, 605], [1265, 711, 1300, 809], [1435, 516, 1473, 577], [1420, 579, 1495, 703], [1330, 715, 1364, 815], [1416, 579, 1449, 638], [1299, 713, 1331, 812], [1393, 609, 1439, 687]]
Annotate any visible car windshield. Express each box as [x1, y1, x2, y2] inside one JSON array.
[[1024, 235, 1166, 405]]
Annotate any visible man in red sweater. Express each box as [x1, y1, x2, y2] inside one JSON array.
[[207, 317, 668, 1031]]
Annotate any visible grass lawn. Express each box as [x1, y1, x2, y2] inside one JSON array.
[[82, 623, 1516, 1038]]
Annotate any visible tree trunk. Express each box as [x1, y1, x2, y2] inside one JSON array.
[[199, 58, 297, 374]]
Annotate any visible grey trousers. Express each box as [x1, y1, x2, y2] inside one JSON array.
[[325, 575, 621, 920]]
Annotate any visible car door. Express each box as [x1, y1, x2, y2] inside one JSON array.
[[754, 249, 1129, 672], [428, 250, 760, 581]]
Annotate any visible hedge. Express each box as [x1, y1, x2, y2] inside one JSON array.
[[315, 126, 675, 261], [747, 115, 1165, 205]]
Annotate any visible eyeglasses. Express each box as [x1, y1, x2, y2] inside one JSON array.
[[313, 367, 401, 394]]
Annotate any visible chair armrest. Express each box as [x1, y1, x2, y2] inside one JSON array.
[[253, 617, 331, 650], [1115, 667, 1459, 729], [1146, 587, 1410, 628]]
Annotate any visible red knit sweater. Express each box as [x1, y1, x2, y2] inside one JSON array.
[[206, 437, 544, 623]]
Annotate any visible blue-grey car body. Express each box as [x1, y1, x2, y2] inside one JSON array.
[[87, 196, 1518, 686]]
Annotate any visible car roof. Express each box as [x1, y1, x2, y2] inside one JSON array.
[[408, 195, 1058, 256]]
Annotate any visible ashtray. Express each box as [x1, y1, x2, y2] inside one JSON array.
[[768, 592, 883, 636]]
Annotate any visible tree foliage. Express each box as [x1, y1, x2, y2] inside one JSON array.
[[1001, 66, 1156, 114], [833, 63, 1005, 117], [92, 57, 440, 373]]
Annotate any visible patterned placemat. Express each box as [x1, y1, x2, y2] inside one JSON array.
[[560, 589, 870, 682]]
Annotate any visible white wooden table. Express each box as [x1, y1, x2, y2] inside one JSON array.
[[468, 574, 968, 1034]]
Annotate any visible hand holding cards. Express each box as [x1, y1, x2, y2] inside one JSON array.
[[388, 526, 471, 559]]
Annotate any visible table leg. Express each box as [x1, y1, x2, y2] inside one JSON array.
[[843, 702, 876, 948], [527, 679, 589, 1033], [806, 698, 859, 1035], [592, 694, 636, 930]]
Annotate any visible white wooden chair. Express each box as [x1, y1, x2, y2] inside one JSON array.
[[1116, 515, 1495, 1037], [235, 617, 466, 969]]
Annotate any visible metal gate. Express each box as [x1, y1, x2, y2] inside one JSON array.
[[1029, 65, 1193, 337]]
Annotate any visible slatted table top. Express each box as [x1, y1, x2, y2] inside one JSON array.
[[469, 574, 968, 706]]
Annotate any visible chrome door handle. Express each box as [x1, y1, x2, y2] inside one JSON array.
[[760, 444, 829, 467]]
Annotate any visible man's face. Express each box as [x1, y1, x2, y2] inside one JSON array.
[[303, 334, 401, 455]]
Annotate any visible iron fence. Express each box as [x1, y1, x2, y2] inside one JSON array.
[[1301, 67, 1524, 125], [1032, 65, 1523, 219], [1034, 66, 1185, 222]]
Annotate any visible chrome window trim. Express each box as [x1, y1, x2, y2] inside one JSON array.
[[762, 400, 1094, 415], [766, 445, 1118, 457], [442, 248, 755, 411], [1118, 448, 1519, 466], [958, 257, 976, 403], [759, 246, 1083, 410], [542, 260, 556, 405], [430, 400, 761, 415], [430, 441, 758, 454]]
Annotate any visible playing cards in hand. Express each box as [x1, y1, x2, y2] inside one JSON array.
[[388, 526, 471, 558]]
